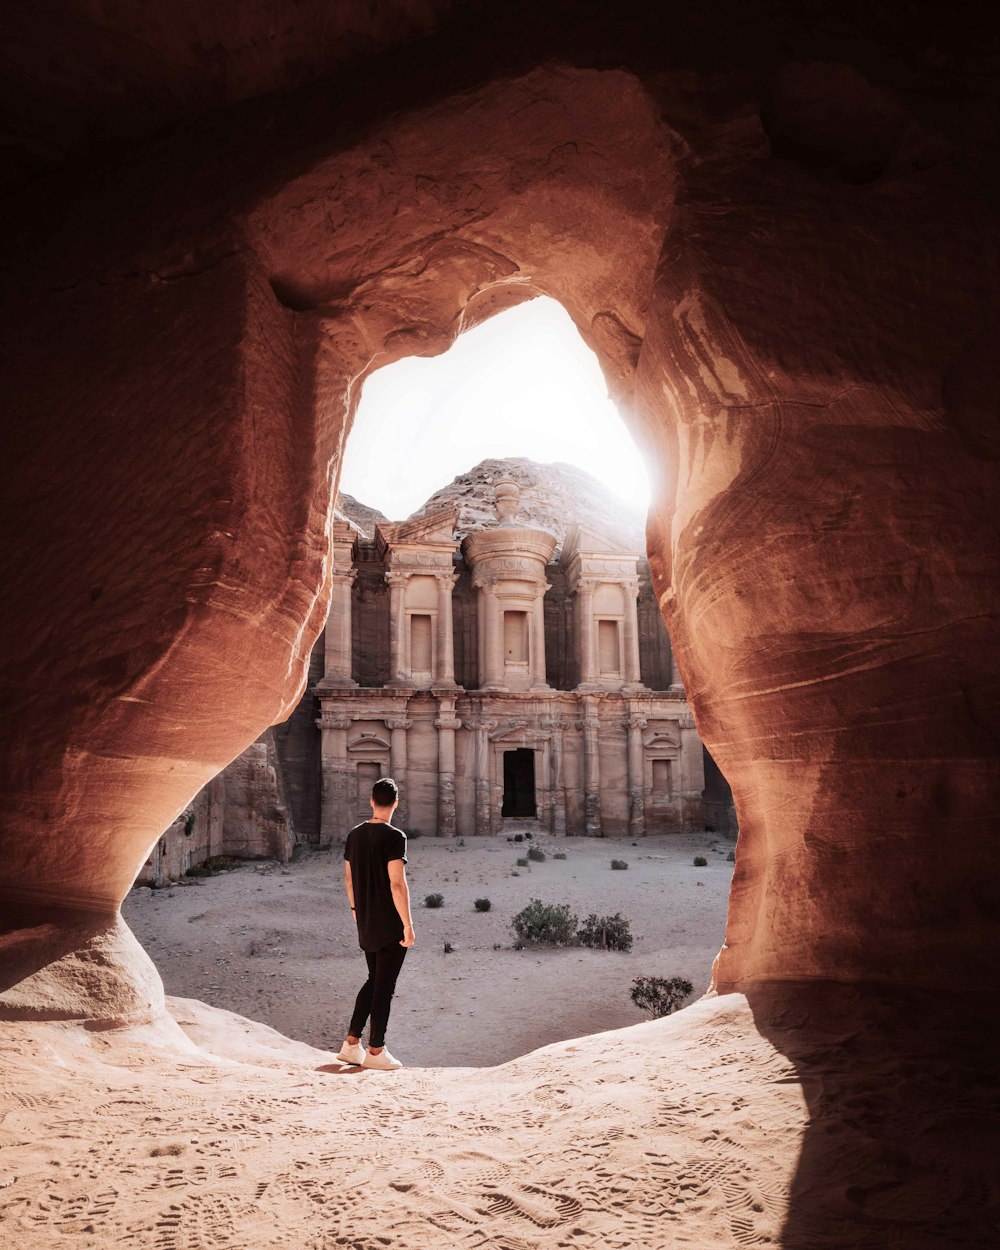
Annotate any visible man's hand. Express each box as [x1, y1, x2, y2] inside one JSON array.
[[400, 923, 415, 948]]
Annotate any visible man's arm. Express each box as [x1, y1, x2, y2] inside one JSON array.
[[344, 860, 356, 923], [388, 859, 415, 947]]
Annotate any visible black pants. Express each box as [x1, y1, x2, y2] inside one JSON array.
[[348, 941, 408, 1048]]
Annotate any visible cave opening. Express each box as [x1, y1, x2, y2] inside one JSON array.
[[122, 292, 736, 1068]]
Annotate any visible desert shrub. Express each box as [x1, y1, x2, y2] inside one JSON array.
[[726, 850, 736, 863], [693, 856, 708, 867], [577, 912, 634, 952], [514, 833, 524, 842], [474, 897, 492, 912], [630, 975, 693, 1018], [443, 941, 454, 954], [553, 851, 567, 860], [611, 859, 628, 870], [524, 832, 533, 840], [516, 856, 529, 867], [424, 893, 444, 908], [527, 846, 546, 862], [511, 899, 578, 947]]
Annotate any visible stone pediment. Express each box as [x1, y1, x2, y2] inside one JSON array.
[[645, 725, 681, 750], [347, 732, 391, 752], [561, 521, 641, 565], [375, 505, 459, 558]]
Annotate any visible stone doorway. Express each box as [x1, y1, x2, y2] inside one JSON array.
[[356, 760, 385, 813], [502, 748, 536, 818]]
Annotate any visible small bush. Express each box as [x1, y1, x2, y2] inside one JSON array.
[[474, 897, 492, 912], [511, 899, 578, 946], [524, 832, 533, 840], [630, 975, 693, 1018], [527, 846, 546, 862], [611, 859, 629, 870], [693, 856, 708, 867], [424, 893, 444, 908], [443, 941, 454, 954], [726, 850, 736, 863], [553, 851, 567, 860], [514, 833, 524, 843], [516, 856, 529, 867], [577, 912, 634, 952]]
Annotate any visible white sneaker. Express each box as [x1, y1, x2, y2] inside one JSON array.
[[361, 1047, 402, 1071], [335, 1039, 366, 1065]]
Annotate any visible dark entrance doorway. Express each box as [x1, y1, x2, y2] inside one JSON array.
[[502, 748, 536, 817]]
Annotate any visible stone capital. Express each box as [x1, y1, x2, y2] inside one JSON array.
[[385, 570, 411, 587], [625, 714, 648, 731], [329, 568, 358, 586], [435, 717, 462, 731], [385, 717, 412, 731], [317, 714, 352, 730]]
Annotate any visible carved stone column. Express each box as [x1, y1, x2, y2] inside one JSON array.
[[546, 719, 567, 835], [323, 570, 358, 685], [626, 712, 647, 837], [386, 571, 409, 685], [318, 712, 352, 847], [622, 577, 642, 685], [576, 581, 595, 686], [530, 590, 549, 689], [582, 696, 602, 836], [386, 715, 410, 824], [472, 719, 496, 835], [435, 571, 458, 686], [435, 697, 461, 837], [669, 642, 685, 692], [480, 579, 504, 689]]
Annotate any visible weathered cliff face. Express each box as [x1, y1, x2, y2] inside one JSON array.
[[1, 2, 997, 1027]]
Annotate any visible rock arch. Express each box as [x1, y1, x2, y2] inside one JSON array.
[[2, 48, 997, 1039]]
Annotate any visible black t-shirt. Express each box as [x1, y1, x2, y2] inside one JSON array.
[[344, 820, 408, 952]]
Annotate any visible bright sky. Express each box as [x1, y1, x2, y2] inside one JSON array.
[[339, 297, 650, 521]]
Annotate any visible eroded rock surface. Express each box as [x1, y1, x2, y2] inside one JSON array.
[[1, 3, 998, 1241]]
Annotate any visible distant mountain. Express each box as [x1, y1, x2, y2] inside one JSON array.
[[406, 457, 645, 557]]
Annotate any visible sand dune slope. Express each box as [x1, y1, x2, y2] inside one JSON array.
[[1, 990, 995, 1248]]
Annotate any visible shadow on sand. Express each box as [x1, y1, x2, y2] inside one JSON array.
[[745, 981, 999, 1249]]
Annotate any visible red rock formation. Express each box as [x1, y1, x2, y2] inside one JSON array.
[[1, 1, 997, 1039]]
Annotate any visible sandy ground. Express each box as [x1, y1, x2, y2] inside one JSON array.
[[4, 983, 994, 1249], [122, 832, 733, 1067], [0, 994, 805, 1250], [8, 835, 987, 1247]]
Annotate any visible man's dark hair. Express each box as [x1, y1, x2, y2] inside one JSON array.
[[372, 776, 398, 808]]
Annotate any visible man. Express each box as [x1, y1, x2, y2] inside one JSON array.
[[336, 776, 415, 1071]]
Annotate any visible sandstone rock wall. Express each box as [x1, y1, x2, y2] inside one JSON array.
[[1, 3, 997, 1022]]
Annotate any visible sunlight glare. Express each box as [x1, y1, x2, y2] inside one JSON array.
[[339, 298, 649, 520]]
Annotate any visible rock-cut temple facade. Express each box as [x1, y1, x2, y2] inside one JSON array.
[[317, 477, 704, 841]]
